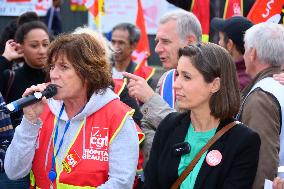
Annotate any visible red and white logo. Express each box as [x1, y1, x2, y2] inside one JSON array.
[[89, 127, 108, 149], [206, 150, 222, 166], [82, 126, 109, 161]]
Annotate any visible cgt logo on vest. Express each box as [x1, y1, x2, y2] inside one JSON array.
[[82, 127, 109, 162]]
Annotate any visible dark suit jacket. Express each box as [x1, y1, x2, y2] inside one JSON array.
[[45, 7, 62, 36], [143, 112, 260, 189]]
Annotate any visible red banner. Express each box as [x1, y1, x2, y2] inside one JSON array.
[[223, 0, 243, 18], [191, 0, 210, 42], [132, 0, 150, 66], [247, 0, 284, 24]]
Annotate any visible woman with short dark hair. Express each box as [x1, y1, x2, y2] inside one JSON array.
[[143, 43, 260, 189]]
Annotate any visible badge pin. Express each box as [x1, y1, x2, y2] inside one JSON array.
[[62, 160, 71, 173], [206, 150, 222, 166], [62, 149, 81, 173]]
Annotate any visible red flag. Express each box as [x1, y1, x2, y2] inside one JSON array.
[[247, 0, 284, 24], [132, 0, 150, 67], [84, 0, 104, 30], [223, 0, 243, 19], [191, 0, 210, 42]]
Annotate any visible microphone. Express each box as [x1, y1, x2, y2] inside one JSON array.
[[2, 84, 57, 113], [172, 142, 191, 156]]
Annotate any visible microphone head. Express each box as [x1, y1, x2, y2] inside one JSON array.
[[172, 142, 191, 156], [43, 84, 58, 98]]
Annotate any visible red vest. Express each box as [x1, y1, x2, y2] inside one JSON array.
[[113, 78, 144, 143], [133, 64, 155, 82], [113, 78, 127, 96], [113, 79, 145, 189], [30, 99, 135, 189], [223, 0, 243, 18], [191, 0, 210, 42]]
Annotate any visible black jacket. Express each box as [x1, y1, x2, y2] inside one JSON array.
[[144, 112, 260, 189], [0, 56, 46, 127]]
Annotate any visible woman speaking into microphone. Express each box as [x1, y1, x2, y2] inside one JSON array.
[[4, 32, 139, 189]]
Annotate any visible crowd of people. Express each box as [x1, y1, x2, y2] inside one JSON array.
[[0, 2, 284, 189]]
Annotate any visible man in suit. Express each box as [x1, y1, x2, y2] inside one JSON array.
[[45, 0, 63, 36]]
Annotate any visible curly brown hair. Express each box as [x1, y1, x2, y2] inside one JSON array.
[[46, 33, 113, 99]]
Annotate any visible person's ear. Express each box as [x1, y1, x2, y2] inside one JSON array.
[[226, 39, 234, 52], [211, 77, 220, 94], [186, 35, 197, 44], [16, 44, 24, 53], [250, 47, 257, 62]]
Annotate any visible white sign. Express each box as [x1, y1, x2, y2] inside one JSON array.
[[88, 0, 179, 34], [0, 0, 52, 16]]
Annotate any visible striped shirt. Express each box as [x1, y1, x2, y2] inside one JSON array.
[[0, 92, 14, 172]]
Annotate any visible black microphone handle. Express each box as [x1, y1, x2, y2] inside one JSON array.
[[5, 92, 45, 113], [13, 93, 43, 110], [3, 84, 57, 113]]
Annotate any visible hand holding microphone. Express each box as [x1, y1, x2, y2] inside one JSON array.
[[3, 83, 58, 124], [23, 83, 57, 124]]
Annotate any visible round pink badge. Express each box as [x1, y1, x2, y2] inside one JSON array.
[[206, 150, 222, 166]]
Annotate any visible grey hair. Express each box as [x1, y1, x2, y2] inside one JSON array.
[[159, 9, 202, 43], [73, 26, 112, 62], [244, 22, 284, 66], [112, 23, 141, 45]]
